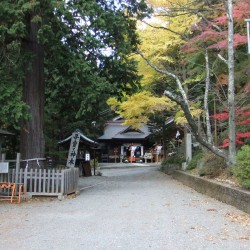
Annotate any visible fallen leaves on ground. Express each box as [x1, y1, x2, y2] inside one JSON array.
[[239, 235, 250, 240], [189, 169, 242, 188], [225, 212, 250, 227], [214, 171, 241, 188], [207, 208, 217, 212]]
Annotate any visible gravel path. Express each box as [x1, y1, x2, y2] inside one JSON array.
[[0, 166, 249, 250]]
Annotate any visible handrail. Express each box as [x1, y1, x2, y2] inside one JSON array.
[[21, 158, 46, 162], [22, 158, 46, 168], [1, 155, 48, 170], [2, 158, 46, 163]]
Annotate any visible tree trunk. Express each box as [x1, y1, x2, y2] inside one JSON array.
[[164, 90, 228, 161], [139, 51, 228, 162], [204, 48, 213, 144], [227, 0, 236, 167], [20, 17, 45, 163], [162, 120, 167, 160]]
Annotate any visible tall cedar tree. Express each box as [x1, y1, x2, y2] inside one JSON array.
[[0, 0, 150, 161]]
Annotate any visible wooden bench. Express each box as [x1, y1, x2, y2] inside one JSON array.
[[0, 182, 16, 203], [0, 161, 26, 203], [0, 182, 25, 203]]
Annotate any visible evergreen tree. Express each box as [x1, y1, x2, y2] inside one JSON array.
[[0, 0, 150, 160]]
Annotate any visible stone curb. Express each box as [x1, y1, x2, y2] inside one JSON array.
[[172, 170, 250, 214], [100, 163, 160, 170], [100, 165, 146, 170]]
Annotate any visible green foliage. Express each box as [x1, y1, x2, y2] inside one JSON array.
[[186, 150, 203, 170], [161, 154, 185, 166], [43, 0, 150, 136], [90, 158, 99, 169], [0, 47, 30, 128], [0, 0, 151, 155], [161, 154, 185, 174], [233, 145, 250, 188]]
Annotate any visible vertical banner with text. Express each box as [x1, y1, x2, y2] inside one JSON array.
[[66, 132, 80, 167]]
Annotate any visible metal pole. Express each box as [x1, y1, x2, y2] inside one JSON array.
[[245, 19, 250, 54]]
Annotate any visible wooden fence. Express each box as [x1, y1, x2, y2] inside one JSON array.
[[0, 167, 79, 200]]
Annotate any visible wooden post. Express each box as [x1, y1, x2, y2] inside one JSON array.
[[114, 147, 118, 163], [15, 153, 21, 183], [131, 153, 133, 163], [1, 153, 6, 162]]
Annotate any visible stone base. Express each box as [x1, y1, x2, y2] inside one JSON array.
[[172, 170, 250, 214]]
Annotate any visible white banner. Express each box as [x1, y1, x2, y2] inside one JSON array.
[[66, 132, 80, 167]]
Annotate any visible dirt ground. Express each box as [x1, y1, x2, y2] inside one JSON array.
[[0, 165, 249, 250]]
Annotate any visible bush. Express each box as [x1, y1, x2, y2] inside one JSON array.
[[186, 150, 203, 170], [198, 153, 227, 178], [161, 154, 185, 166], [233, 145, 250, 188], [161, 154, 185, 174], [90, 158, 99, 168]]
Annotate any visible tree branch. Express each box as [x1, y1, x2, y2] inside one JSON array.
[[217, 54, 228, 65], [136, 51, 190, 109], [141, 20, 188, 40], [137, 51, 228, 161], [163, 90, 227, 160]]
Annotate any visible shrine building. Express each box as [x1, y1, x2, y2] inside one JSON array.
[[98, 117, 153, 163]]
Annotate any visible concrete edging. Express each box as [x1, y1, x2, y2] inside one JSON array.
[[172, 170, 250, 214]]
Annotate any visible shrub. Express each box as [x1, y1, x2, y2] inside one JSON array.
[[90, 158, 99, 168], [198, 153, 227, 178], [161, 154, 185, 166], [186, 150, 203, 170], [161, 154, 185, 174], [232, 145, 250, 188]]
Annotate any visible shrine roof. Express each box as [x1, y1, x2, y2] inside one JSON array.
[[98, 120, 150, 141], [58, 129, 98, 147], [0, 129, 14, 136]]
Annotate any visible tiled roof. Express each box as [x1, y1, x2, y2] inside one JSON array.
[[98, 120, 150, 141]]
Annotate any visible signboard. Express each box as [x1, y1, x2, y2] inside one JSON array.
[[0, 162, 9, 173], [66, 132, 80, 167], [85, 153, 90, 161]]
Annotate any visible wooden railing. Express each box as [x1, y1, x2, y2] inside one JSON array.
[[0, 153, 79, 200], [0, 168, 79, 200]]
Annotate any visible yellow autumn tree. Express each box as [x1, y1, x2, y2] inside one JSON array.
[[136, 0, 200, 85], [107, 1, 232, 163], [108, 0, 202, 126], [108, 91, 176, 128]]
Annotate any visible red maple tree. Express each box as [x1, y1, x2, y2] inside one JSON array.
[[182, 0, 250, 149], [182, 0, 249, 52], [211, 105, 250, 148]]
